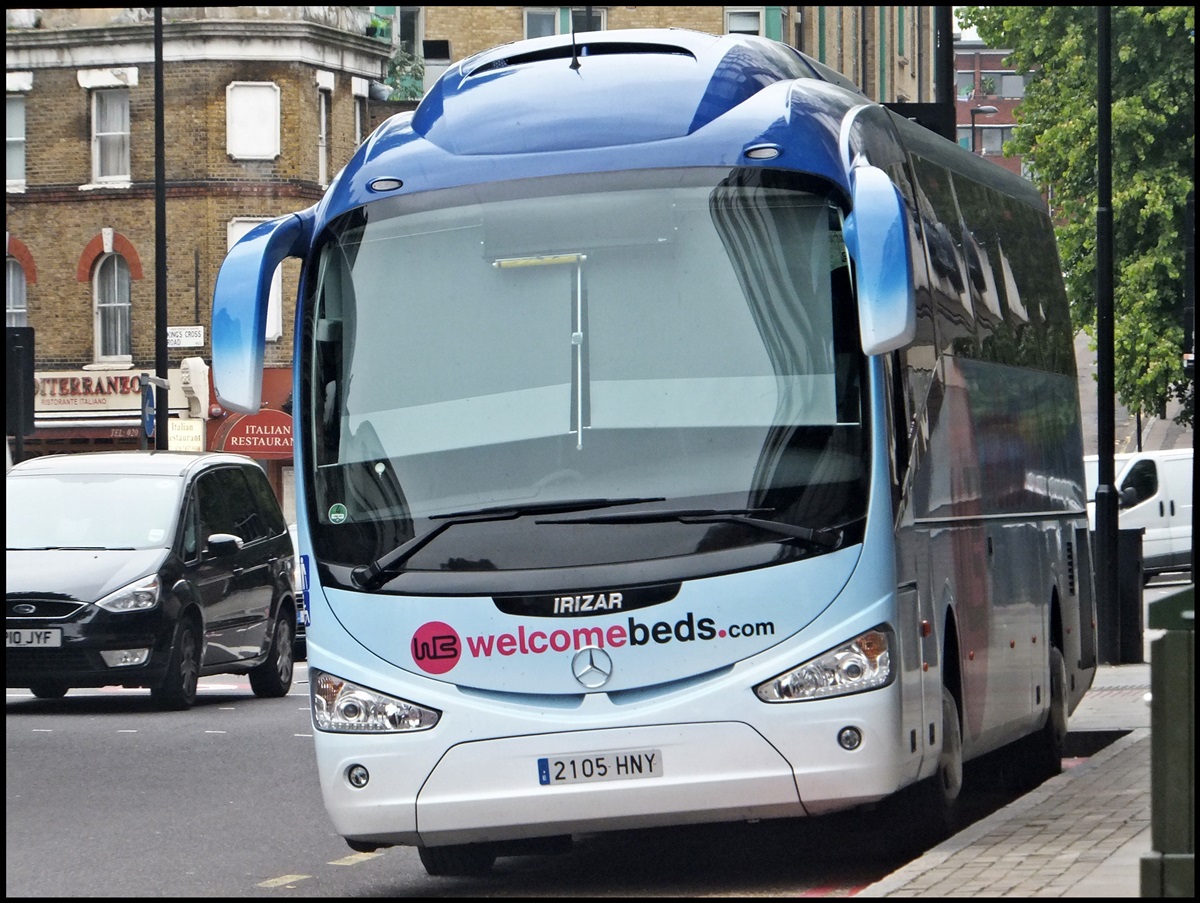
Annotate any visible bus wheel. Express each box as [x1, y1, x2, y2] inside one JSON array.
[[913, 685, 963, 841], [418, 843, 497, 877], [1026, 645, 1068, 784]]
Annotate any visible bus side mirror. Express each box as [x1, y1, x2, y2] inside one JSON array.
[[844, 164, 915, 355], [212, 211, 312, 413]]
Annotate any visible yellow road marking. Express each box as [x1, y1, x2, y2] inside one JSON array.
[[330, 852, 383, 865], [257, 874, 310, 888]]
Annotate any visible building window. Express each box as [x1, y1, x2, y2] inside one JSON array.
[[228, 219, 283, 342], [571, 7, 605, 31], [316, 71, 334, 187], [525, 9, 557, 38], [94, 252, 132, 362], [7, 94, 26, 189], [92, 88, 131, 183], [226, 82, 281, 161], [956, 70, 976, 99], [396, 7, 422, 57], [526, 7, 607, 38], [726, 9, 764, 37], [7, 256, 28, 327]]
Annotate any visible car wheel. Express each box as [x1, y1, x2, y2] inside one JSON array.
[[250, 613, 294, 698], [29, 682, 69, 699], [418, 843, 497, 877], [152, 619, 200, 710]]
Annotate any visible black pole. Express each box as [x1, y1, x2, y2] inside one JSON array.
[[934, 7, 954, 105], [154, 8, 168, 449], [14, 338, 26, 464], [1094, 7, 1120, 663]]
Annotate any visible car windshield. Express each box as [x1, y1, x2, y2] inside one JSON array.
[[7, 472, 184, 551]]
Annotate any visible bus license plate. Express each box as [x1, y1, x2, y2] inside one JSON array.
[[6, 628, 63, 648], [538, 749, 663, 786]]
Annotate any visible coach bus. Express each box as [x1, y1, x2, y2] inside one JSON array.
[[211, 28, 1097, 876]]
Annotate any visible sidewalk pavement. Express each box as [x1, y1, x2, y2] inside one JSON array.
[[858, 661, 1155, 898]]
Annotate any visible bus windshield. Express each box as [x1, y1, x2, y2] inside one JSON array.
[[305, 167, 867, 579]]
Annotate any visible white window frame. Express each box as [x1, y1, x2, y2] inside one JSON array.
[[91, 88, 131, 185], [7, 256, 28, 327], [7, 72, 31, 192], [94, 252, 132, 364], [726, 8, 765, 36], [226, 82, 281, 161], [352, 77, 368, 144], [7, 94, 26, 192], [77, 67, 136, 189], [228, 218, 283, 342], [316, 70, 334, 188]]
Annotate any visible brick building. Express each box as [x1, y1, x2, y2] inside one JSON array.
[[953, 28, 1028, 178], [6, 7, 392, 507], [8, 6, 943, 514]]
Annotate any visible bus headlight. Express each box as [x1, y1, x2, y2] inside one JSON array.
[[754, 627, 892, 702], [310, 668, 441, 733]]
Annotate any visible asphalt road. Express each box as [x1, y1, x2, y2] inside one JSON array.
[[6, 667, 1024, 897], [7, 574, 1185, 897]]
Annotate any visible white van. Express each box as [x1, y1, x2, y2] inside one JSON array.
[[1085, 448, 1193, 579]]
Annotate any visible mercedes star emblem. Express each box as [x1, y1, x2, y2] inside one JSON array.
[[571, 646, 614, 689]]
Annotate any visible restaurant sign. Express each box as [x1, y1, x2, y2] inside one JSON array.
[[214, 407, 293, 460]]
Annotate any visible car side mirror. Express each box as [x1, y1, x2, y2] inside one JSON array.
[[205, 533, 244, 558], [1118, 486, 1138, 509]]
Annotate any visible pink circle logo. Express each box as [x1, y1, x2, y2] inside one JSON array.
[[411, 621, 461, 675]]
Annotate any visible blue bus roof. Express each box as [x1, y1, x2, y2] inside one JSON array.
[[317, 29, 871, 219]]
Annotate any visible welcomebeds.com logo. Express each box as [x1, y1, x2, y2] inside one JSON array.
[[410, 613, 776, 675]]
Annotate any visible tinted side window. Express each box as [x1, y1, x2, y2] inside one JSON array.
[[244, 465, 287, 536], [197, 467, 264, 543], [1121, 460, 1158, 506]]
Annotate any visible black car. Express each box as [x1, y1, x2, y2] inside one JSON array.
[[6, 451, 298, 709]]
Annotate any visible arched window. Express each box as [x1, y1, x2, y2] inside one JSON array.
[[6, 256, 28, 327], [94, 252, 132, 361]]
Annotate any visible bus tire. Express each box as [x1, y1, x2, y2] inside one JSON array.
[[418, 843, 497, 877], [913, 685, 964, 841], [1026, 645, 1067, 783]]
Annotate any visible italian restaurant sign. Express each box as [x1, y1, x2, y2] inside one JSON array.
[[34, 369, 187, 413], [214, 407, 294, 460]]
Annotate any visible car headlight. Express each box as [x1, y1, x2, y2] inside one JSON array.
[[94, 574, 161, 612], [754, 627, 892, 702], [310, 668, 440, 733]]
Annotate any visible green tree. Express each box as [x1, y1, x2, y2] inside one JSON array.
[[958, 6, 1194, 426], [384, 47, 424, 101]]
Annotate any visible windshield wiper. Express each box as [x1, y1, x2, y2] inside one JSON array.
[[537, 508, 844, 551], [351, 497, 665, 590]]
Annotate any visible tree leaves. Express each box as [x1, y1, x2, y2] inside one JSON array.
[[957, 6, 1195, 425]]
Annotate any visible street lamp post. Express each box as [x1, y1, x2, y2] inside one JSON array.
[[970, 105, 999, 154]]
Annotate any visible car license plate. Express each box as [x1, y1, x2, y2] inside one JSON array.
[[538, 749, 663, 786], [6, 628, 63, 648]]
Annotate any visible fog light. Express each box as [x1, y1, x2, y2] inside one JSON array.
[[100, 648, 150, 667], [347, 764, 370, 788], [837, 726, 863, 750]]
